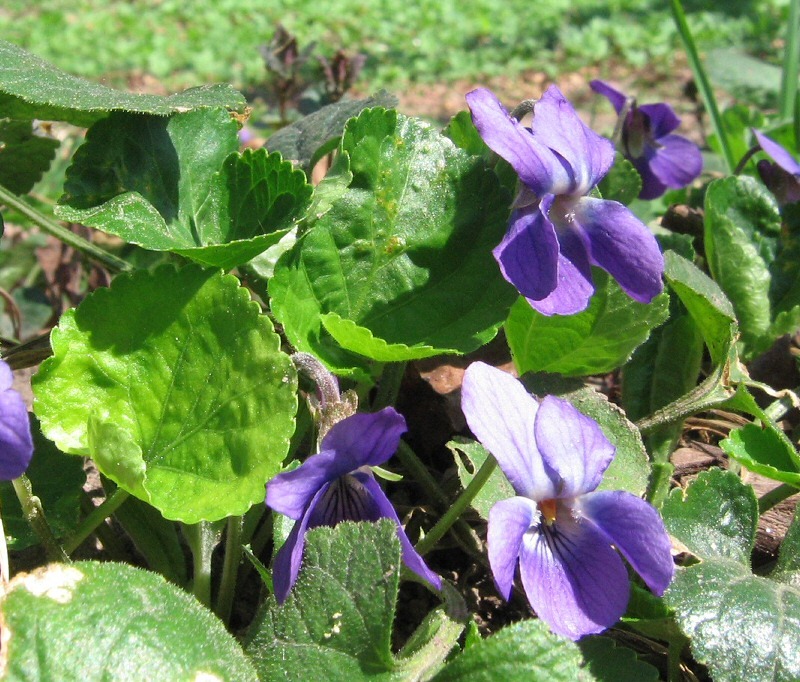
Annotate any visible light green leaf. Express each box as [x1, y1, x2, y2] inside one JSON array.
[[721, 423, 800, 486], [432, 619, 587, 681], [772, 507, 800, 587], [0, 561, 257, 681], [507, 270, 670, 377], [661, 468, 757, 564], [32, 264, 297, 523], [270, 107, 515, 376], [246, 521, 461, 681], [0, 39, 245, 128], [56, 111, 312, 269], [662, 250, 737, 364]]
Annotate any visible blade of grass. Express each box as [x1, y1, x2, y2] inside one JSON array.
[[782, 0, 800, 122], [669, 0, 736, 173]]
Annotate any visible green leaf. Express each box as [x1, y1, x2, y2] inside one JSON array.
[[0, 39, 246, 128], [522, 374, 650, 496], [246, 521, 461, 681], [597, 152, 642, 206], [448, 437, 514, 520], [578, 636, 659, 682], [0, 415, 85, 550], [772, 507, 800, 587], [32, 264, 297, 523], [662, 250, 737, 364], [56, 111, 312, 269], [720, 423, 800, 486], [703, 175, 782, 357], [269, 108, 516, 376], [432, 619, 587, 681], [507, 270, 670, 377], [661, 468, 757, 563], [0, 119, 59, 195], [266, 91, 398, 172], [666, 558, 800, 682], [0, 561, 257, 681]]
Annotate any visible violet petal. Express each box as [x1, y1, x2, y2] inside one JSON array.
[[359, 473, 441, 589], [466, 87, 572, 196], [461, 361, 557, 500], [319, 408, 407, 471], [534, 396, 615, 498], [487, 496, 538, 599], [530, 85, 615, 194], [266, 449, 342, 520], [518, 511, 630, 640], [643, 134, 703, 198], [754, 129, 800, 176], [589, 80, 627, 114], [579, 490, 675, 595], [571, 196, 664, 303], [272, 484, 329, 603], [0, 362, 33, 481], [493, 201, 559, 301], [638, 102, 681, 138]]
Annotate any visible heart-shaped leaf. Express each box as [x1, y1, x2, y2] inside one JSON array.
[[32, 264, 297, 523]]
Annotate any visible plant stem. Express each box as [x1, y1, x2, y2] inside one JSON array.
[[669, 0, 736, 172], [372, 361, 406, 410], [215, 515, 243, 625], [758, 482, 799, 514], [184, 521, 220, 609], [63, 488, 130, 555], [415, 455, 497, 556], [396, 440, 450, 509], [782, 0, 800, 121], [12, 475, 69, 562], [0, 183, 132, 274]]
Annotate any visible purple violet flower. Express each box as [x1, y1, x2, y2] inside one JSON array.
[[461, 362, 674, 640], [266, 407, 441, 603], [752, 129, 800, 206], [590, 80, 703, 200], [466, 85, 664, 316], [0, 360, 33, 480]]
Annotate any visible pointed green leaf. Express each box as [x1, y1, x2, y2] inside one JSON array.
[[661, 468, 757, 563], [270, 108, 515, 376], [432, 619, 587, 681], [507, 270, 670, 377], [721, 423, 800, 486], [246, 521, 460, 681], [663, 250, 737, 364], [0, 119, 59, 195], [32, 264, 297, 523], [0, 39, 245, 128], [772, 507, 800, 587], [703, 176, 782, 357], [578, 636, 659, 682], [0, 561, 257, 681], [56, 111, 312, 269], [266, 91, 398, 171]]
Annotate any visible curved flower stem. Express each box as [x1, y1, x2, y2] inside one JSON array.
[[291, 352, 340, 407], [215, 515, 243, 625], [12, 475, 69, 562], [669, 0, 736, 173], [0, 184, 132, 275], [758, 482, 799, 515], [415, 454, 497, 556], [63, 487, 130, 556], [372, 361, 406, 410]]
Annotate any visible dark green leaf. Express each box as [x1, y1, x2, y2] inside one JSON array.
[[506, 270, 669, 376], [0, 119, 59, 195], [578, 636, 659, 682], [661, 468, 757, 563], [266, 92, 398, 172], [772, 507, 800, 587], [269, 108, 515, 376], [0, 39, 245, 128], [0, 561, 257, 680], [56, 111, 312, 269], [32, 264, 297, 523], [597, 152, 642, 206], [246, 521, 460, 681]]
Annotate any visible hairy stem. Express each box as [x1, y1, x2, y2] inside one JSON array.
[[12, 475, 69, 562], [215, 515, 243, 625]]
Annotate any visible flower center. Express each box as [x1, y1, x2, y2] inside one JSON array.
[[623, 108, 652, 159], [538, 498, 558, 526]]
